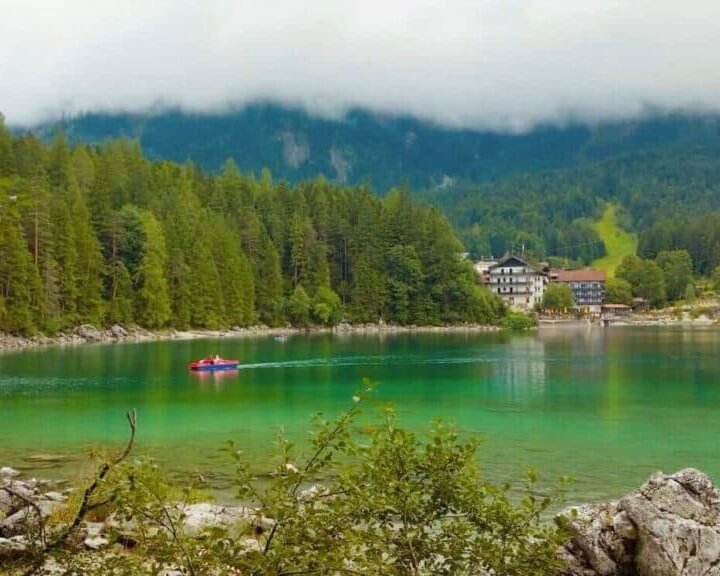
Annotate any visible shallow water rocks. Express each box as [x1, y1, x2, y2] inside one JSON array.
[[561, 468, 720, 576], [0, 466, 20, 477]]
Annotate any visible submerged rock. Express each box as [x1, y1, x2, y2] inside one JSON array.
[[0, 466, 20, 477], [561, 468, 720, 576]]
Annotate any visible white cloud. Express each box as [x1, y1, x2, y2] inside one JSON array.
[[2, 0, 720, 130]]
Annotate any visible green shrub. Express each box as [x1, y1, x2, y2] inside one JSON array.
[[502, 311, 538, 330]]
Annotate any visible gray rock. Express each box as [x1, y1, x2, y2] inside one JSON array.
[[76, 324, 102, 342], [84, 535, 109, 550], [0, 535, 27, 558], [83, 521, 105, 538], [110, 324, 128, 338], [0, 467, 20, 477], [41, 491, 67, 502], [0, 500, 61, 537], [179, 502, 252, 535], [0, 481, 38, 518], [158, 568, 185, 576], [561, 468, 720, 576]]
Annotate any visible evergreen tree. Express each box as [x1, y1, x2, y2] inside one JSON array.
[[350, 251, 387, 322], [385, 244, 423, 325], [134, 212, 171, 328], [51, 195, 78, 327], [68, 181, 104, 324], [0, 114, 15, 177], [0, 195, 37, 334], [210, 218, 255, 327], [188, 232, 224, 329], [106, 261, 134, 325]]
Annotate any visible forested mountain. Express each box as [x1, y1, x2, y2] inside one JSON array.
[[11, 105, 720, 304], [24, 105, 720, 192], [423, 148, 720, 270], [0, 116, 504, 335]]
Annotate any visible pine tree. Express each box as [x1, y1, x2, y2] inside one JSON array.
[[350, 251, 387, 322], [210, 218, 255, 327], [106, 261, 134, 325], [0, 114, 15, 177], [68, 181, 104, 324], [0, 195, 37, 334], [134, 212, 171, 328], [51, 195, 79, 326], [187, 233, 224, 329]]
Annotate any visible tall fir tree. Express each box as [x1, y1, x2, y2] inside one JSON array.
[[134, 212, 171, 328]]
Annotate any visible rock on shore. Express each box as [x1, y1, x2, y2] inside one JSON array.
[[561, 468, 720, 576], [0, 322, 501, 352]]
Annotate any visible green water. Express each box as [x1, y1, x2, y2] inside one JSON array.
[[1, 326, 719, 504]]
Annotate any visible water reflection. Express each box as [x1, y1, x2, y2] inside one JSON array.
[[190, 369, 240, 390], [489, 335, 547, 399]]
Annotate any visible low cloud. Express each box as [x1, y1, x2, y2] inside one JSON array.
[[2, 0, 720, 131]]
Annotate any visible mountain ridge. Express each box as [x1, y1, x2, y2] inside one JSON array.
[[19, 104, 720, 191]]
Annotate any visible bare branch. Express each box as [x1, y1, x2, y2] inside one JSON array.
[[53, 409, 138, 547]]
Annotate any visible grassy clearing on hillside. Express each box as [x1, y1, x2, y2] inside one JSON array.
[[592, 204, 638, 277]]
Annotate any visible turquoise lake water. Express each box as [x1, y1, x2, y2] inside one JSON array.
[[1, 326, 719, 504]]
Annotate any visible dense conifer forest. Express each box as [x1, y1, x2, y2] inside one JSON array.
[[0, 116, 505, 335], [27, 108, 720, 274]]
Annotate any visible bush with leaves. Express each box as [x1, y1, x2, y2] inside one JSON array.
[[9, 390, 569, 575], [501, 311, 537, 331]]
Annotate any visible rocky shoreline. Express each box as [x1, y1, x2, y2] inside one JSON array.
[[3, 465, 720, 575], [0, 322, 502, 352]]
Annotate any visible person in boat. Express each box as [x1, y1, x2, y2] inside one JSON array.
[[213, 354, 221, 364]]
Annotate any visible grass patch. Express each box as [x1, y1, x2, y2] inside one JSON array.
[[592, 204, 637, 277]]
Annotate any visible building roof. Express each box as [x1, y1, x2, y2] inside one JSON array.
[[553, 269, 606, 283], [492, 254, 531, 269]]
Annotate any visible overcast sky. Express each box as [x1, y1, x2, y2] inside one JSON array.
[[2, 0, 720, 130]]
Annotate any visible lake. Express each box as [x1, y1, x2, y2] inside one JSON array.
[[1, 326, 719, 504]]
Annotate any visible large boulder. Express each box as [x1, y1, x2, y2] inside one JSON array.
[[562, 468, 720, 576], [179, 502, 252, 535], [76, 324, 103, 342]]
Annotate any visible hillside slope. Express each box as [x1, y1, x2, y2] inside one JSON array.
[[20, 105, 720, 191], [592, 205, 638, 277]]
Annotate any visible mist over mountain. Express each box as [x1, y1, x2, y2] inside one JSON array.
[[27, 105, 720, 191]]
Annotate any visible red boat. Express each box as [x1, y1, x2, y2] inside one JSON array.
[[189, 356, 240, 371]]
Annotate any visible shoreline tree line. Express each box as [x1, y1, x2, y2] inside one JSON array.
[[0, 118, 506, 335]]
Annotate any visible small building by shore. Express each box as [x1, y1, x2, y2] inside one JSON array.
[[550, 269, 606, 315]]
